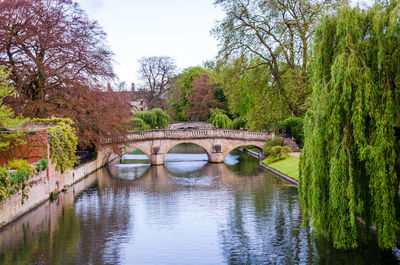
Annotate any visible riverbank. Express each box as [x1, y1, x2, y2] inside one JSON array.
[[262, 155, 299, 181], [241, 148, 299, 186]]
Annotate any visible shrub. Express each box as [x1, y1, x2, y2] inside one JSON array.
[[131, 117, 151, 131], [8, 159, 34, 203], [134, 108, 170, 130], [279, 116, 304, 147], [264, 136, 283, 149], [211, 114, 233, 129], [264, 146, 292, 163], [232, 117, 247, 130], [48, 121, 78, 173], [33, 118, 78, 173], [8, 159, 34, 177], [151, 108, 170, 129], [36, 158, 48, 171], [208, 108, 226, 122], [0, 166, 9, 201]]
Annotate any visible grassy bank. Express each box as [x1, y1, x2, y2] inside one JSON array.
[[262, 155, 299, 180]]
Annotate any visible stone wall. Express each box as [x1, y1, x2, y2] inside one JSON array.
[[0, 158, 100, 228]]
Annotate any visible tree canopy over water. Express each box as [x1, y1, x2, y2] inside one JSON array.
[[300, 0, 400, 249]]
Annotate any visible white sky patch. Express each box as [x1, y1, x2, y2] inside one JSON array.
[[76, 0, 104, 14]]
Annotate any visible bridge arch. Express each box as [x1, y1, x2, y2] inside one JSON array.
[[222, 142, 265, 161], [103, 143, 152, 165], [101, 128, 273, 165], [161, 141, 212, 164]]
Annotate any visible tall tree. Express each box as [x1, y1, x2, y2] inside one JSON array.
[[0, 67, 28, 151], [187, 72, 218, 121], [0, 0, 130, 149], [216, 57, 290, 130], [213, 0, 341, 117], [167, 66, 209, 121], [137, 56, 177, 109], [300, 1, 400, 249]]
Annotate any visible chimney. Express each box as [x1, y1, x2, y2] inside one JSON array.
[[107, 83, 112, 92], [131, 83, 135, 92]]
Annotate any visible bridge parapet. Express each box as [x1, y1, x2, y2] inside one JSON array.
[[101, 128, 274, 165], [126, 128, 273, 142]]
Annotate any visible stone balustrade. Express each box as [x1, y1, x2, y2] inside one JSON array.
[[125, 128, 273, 142], [101, 128, 274, 165]]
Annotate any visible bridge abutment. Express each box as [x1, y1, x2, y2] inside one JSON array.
[[209, 152, 225, 163], [150, 154, 164, 165]]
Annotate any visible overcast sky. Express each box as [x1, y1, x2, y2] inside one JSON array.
[[76, 0, 224, 87], [76, 0, 374, 87]]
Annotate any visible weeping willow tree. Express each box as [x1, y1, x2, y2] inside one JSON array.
[[300, 1, 400, 249]]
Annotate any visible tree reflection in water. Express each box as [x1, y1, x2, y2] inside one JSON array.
[[0, 144, 399, 264]]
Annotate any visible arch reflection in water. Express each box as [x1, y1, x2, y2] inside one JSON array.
[[109, 149, 151, 180]]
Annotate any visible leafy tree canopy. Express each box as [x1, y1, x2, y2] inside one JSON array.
[[216, 57, 291, 130], [132, 108, 170, 131], [167, 66, 211, 121], [0, 0, 131, 150], [0, 67, 28, 152], [187, 72, 219, 121], [213, 0, 342, 117], [300, 1, 400, 249]]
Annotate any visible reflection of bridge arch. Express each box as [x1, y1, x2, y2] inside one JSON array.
[[101, 129, 273, 165], [162, 141, 211, 163], [225, 142, 264, 156], [103, 143, 152, 165]]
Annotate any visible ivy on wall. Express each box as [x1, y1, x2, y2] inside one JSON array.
[[32, 118, 78, 173]]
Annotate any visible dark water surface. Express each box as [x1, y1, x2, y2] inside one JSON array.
[[0, 144, 399, 265]]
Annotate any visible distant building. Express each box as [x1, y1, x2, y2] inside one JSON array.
[[128, 83, 149, 113], [106, 83, 150, 114]]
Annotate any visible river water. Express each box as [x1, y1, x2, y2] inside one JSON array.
[[0, 144, 399, 265]]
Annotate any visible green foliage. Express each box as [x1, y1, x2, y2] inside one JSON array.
[[8, 159, 34, 204], [133, 108, 170, 130], [131, 117, 151, 131], [0, 166, 9, 201], [263, 136, 285, 161], [151, 108, 170, 129], [300, 2, 400, 249], [232, 117, 247, 130], [36, 158, 48, 172], [0, 67, 28, 152], [0, 159, 36, 203], [8, 159, 34, 175], [168, 67, 211, 121], [135, 111, 156, 128], [216, 58, 291, 131], [279, 117, 304, 147], [264, 137, 284, 149], [31, 118, 74, 126], [48, 122, 78, 173], [211, 113, 233, 129], [0, 68, 28, 129], [208, 108, 226, 122], [263, 146, 291, 163], [262, 155, 299, 180], [31, 118, 77, 173]]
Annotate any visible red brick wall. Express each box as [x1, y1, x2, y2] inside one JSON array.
[[0, 130, 49, 166]]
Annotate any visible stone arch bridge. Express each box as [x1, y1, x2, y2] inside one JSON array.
[[101, 129, 274, 165]]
